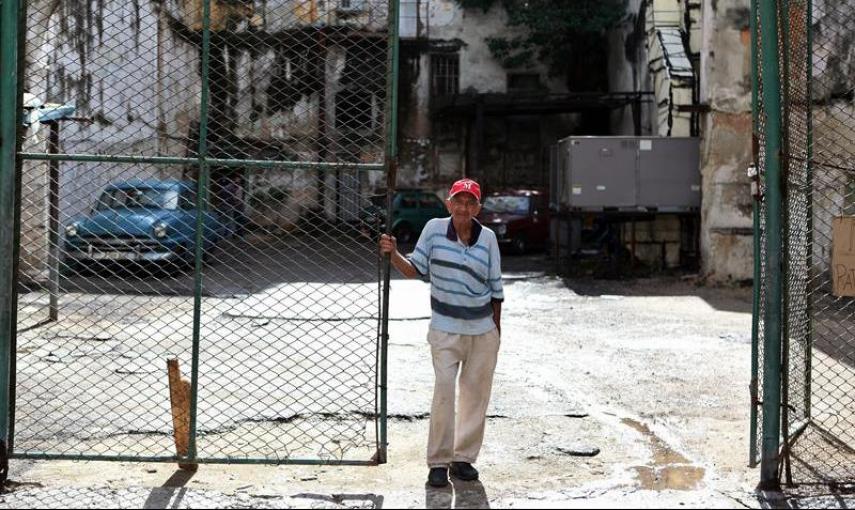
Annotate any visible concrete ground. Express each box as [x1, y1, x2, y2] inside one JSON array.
[[3, 252, 854, 508]]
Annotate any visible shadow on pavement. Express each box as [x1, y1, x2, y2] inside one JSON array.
[[424, 480, 490, 509], [55, 233, 382, 298], [756, 486, 855, 509], [142, 469, 195, 509], [562, 275, 753, 314]]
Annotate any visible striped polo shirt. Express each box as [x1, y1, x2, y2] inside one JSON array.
[[407, 217, 504, 335]]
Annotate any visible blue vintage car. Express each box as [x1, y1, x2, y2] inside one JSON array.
[[64, 180, 232, 266]]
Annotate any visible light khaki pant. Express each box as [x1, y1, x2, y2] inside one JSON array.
[[426, 327, 501, 468]]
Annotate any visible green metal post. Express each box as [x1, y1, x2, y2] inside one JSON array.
[[378, 0, 401, 465], [6, 160, 18, 459], [759, 0, 785, 490], [778, 0, 793, 484], [751, 188, 761, 468], [0, 0, 21, 483], [7, 0, 27, 457], [803, 0, 813, 420], [188, 0, 213, 464], [749, 0, 761, 469]]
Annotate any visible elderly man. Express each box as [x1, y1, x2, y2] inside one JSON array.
[[379, 178, 503, 488]]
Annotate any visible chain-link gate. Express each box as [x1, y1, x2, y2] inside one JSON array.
[[752, 0, 855, 488], [0, 0, 400, 470]]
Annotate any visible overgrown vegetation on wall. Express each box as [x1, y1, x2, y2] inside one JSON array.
[[457, 0, 628, 89]]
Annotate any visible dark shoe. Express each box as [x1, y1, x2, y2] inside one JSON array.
[[428, 467, 449, 488], [450, 461, 479, 481]]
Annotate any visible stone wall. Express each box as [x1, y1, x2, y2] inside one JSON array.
[[698, 0, 754, 282]]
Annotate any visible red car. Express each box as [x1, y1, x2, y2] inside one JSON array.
[[478, 189, 550, 253]]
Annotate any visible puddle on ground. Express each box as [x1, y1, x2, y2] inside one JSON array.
[[622, 418, 706, 490], [631, 465, 706, 491]]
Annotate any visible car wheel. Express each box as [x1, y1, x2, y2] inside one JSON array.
[[203, 242, 222, 266], [512, 236, 527, 254], [62, 258, 84, 276], [173, 246, 196, 272], [393, 223, 415, 244]]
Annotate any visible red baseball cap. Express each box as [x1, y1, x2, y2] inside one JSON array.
[[448, 178, 481, 202]]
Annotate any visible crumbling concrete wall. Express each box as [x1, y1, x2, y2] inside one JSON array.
[[610, 0, 754, 280], [698, 0, 754, 282], [697, 0, 855, 283], [18, 0, 390, 278], [17, 0, 56, 283], [607, 0, 696, 271], [396, 0, 576, 195], [425, 2, 532, 94], [607, 0, 655, 136], [19, 0, 203, 279]]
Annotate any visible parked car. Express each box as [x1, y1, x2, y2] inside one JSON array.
[[363, 189, 449, 243], [478, 189, 550, 253], [64, 180, 233, 268]]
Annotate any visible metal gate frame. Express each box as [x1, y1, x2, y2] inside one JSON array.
[[752, 0, 855, 490], [0, 0, 401, 477], [751, 0, 797, 490]]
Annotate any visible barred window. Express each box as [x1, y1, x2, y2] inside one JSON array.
[[430, 53, 460, 97]]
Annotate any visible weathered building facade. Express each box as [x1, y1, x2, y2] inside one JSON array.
[[396, 1, 698, 273], [610, 0, 754, 281], [21, 0, 851, 284], [396, 1, 620, 193], [19, 0, 390, 280]]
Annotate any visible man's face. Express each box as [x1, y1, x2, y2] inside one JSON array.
[[446, 192, 482, 221]]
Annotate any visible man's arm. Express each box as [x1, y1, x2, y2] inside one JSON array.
[[488, 231, 504, 335], [492, 299, 502, 336], [380, 234, 421, 279]]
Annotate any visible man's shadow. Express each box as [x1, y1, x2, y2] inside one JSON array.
[[425, 480, 490, 509]]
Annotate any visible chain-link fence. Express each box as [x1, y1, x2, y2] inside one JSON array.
[[753, 0, 855, 487], [3, 0, 399, 466]]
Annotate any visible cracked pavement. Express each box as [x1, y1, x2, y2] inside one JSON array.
[[3, 254, 854, 508]]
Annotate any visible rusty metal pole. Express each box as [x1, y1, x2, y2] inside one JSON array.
[[167, 358, 198, 471]]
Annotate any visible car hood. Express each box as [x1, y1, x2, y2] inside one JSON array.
[[75, 209, 179, 238], [479, 212, 527, 224]]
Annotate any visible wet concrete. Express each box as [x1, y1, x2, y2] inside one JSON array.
[[621, 418, 706, 491]]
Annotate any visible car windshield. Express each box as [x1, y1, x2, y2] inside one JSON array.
[[96, 188, 180, 211], [482, 196, 530, 215]]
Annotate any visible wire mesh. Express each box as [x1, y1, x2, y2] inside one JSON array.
[[12, 0, 395, 464], [781, 0, 812, 482], [756, 0, 855, 486], [789, 0, 855, 484]]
